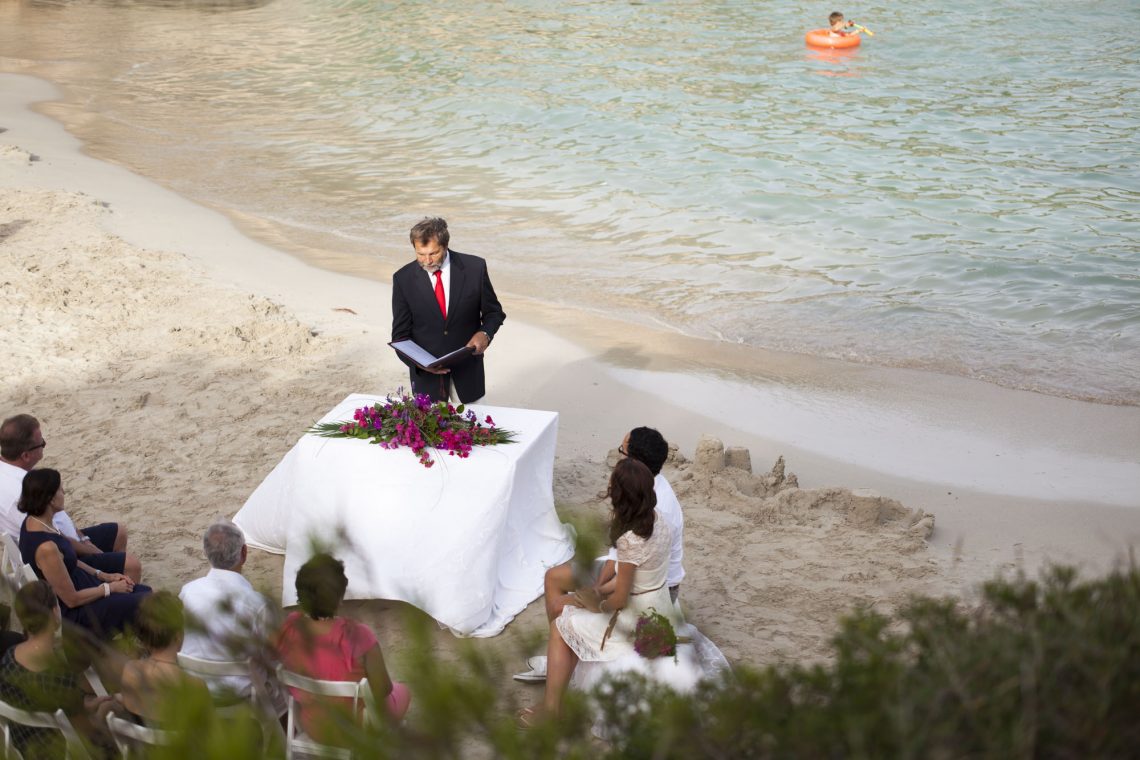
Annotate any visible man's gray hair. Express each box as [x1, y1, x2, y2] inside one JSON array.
[[203, 520, 246, 569]]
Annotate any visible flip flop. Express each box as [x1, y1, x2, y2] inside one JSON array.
[[516, 706, 541, 729]]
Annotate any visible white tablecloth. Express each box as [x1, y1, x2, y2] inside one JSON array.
[[233, 394, 574, 637]]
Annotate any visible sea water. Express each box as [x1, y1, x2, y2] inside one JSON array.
[[1, 0, 1136, 404]]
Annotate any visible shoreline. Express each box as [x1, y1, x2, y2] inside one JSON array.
[[4, 74, 1135, 500], [3, 70, 1139, 649]]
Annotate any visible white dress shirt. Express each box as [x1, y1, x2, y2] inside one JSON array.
[[0, 461, 26, 540], [179, 567, 278, 703]]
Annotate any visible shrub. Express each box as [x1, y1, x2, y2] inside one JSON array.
[[96, 565, 1139, 758]]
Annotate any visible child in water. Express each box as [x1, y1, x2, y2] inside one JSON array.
[[828, 11, 856, 36]]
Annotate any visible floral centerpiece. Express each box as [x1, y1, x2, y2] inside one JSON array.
[[633, 608, 678, 660], [307, 391, 517, 468]]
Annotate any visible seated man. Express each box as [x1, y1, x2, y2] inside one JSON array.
[[516, 425, 686, 682], [179, 519, 285, 715], [0, 413, 141, 583]]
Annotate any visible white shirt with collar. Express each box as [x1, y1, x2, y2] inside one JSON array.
[[423, 251, 452, 313], [179, 567, 277, 701], [0, 460, 27, 540]]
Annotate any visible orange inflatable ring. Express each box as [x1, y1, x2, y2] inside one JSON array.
[[805, 29, 861, 49]]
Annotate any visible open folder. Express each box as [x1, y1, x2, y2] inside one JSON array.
[[389, 339, 474, 371]]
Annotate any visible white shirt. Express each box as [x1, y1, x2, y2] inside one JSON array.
[[423, 251, 452, 313], [0, 461, 83, 541], [606, 473, 685, 588], [52, 511, 82, 541], [0, 460, 27, 540], [179, 567, 277, 700], [653, 474, 685, 587]]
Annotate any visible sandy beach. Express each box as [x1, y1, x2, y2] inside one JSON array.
[[3, 70, 1139, 702]]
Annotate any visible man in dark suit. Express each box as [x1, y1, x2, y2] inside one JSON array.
[[391, 217, 506, 402]]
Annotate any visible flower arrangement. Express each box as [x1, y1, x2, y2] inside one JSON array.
[[633, 608, 678, 660], [307, 391, 517, 468]]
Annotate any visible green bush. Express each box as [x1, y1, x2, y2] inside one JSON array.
[[90, 565, 1140, 758], [593, 564, 1140, 759]]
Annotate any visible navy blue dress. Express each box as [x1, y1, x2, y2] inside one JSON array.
[[19, 521, 151, 639]]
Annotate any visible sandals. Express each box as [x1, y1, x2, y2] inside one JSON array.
[[516, 706, 542, 729]]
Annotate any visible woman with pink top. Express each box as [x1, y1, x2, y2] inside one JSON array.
[[276, 554, 410, 743]]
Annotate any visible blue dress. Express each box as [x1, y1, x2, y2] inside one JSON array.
[[19, 520, 151, 639]]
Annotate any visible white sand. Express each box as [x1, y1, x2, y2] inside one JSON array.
[[3, 73, 1139, 685]]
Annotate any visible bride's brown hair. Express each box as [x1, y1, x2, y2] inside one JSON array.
[[607, 458, 657, 546]]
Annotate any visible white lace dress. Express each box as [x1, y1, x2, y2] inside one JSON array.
[[555, 516, 682, 662]]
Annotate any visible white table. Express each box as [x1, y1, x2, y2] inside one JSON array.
[[233, 394, 574, 637]]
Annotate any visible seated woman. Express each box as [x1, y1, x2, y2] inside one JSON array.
[[119, 590, 212, 726], [0, 581, 117, 759], [521, 457, 685, 724], [276, 554, 410, 743], [17, 469, 151, 639]]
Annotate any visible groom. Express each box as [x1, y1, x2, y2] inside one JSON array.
[[390, 217, 506, 403]]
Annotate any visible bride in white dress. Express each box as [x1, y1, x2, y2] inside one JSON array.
[[520, 458, 684, 723]]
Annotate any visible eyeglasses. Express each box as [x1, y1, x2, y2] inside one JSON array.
[[618, 446, 628, 457], [27, 441, 46, 452]]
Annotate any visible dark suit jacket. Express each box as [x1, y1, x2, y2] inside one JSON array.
[[391, 250, 506, 402]]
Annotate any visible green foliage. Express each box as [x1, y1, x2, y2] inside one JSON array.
[[79, 565, 1138, 758], [590, 564, 1140, 759]]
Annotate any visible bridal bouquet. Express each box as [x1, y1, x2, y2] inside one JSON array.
[[307, 391, 517, 468], [633, 608, 678, 660]]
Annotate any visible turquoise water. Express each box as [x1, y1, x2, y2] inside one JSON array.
[[1, 0, 1137, 403]]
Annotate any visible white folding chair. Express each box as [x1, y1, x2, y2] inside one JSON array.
[[105, 713, 176, 759], [0, 695, 92, 760], [0, 534, 36, 632], [83, 667, 109, 698], [176, 652, 285, 745], [0, 534, 23, 584], [276, 665, 374, 760]]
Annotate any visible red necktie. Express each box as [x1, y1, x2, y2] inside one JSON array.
[[433, 270, 446, 320]]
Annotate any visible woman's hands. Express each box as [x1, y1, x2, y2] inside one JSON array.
[[90, 569, 134, 593], [107, 577, 133, 594]]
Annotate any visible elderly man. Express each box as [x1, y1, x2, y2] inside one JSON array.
[[0, 414, 140, 582], [179, 520, 283, 713], [391, 217, 506, 402]]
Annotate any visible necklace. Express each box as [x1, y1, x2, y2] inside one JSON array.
[[29, 516, 60, 534]]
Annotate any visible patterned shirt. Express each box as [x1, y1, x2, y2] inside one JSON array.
[[0, 648, 83, 759]]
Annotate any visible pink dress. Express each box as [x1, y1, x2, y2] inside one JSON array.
[[276, 612, 410, 741]]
